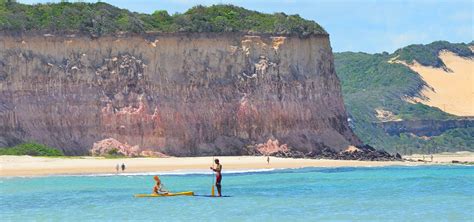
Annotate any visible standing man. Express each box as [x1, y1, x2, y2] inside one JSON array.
[[267, 156, 270, 164], [116, 164, 120, 174], [121, 163, 126, 172], [210, 159, 222, 197]]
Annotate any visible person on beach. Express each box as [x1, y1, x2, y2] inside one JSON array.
[[431, 155, 433, 162], [267, 156, 270, 164], [121, 163, 126, 172], [115, 164, 119, 173], [152, 176, 168, 194], [210, 159, 222, 197]]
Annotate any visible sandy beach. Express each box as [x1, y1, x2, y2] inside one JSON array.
[[2, 152, 473, 177], [404, 151, 474, 163]]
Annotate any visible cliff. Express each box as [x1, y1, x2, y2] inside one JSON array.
[[0, 32, 361, 155]]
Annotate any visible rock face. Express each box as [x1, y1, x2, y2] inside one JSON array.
[[90, 138, 140, 157], [305, 145, 401, 161], [255, 139, 290, 156], [0, 32, 361, 156], [90, 138, 168, 157]]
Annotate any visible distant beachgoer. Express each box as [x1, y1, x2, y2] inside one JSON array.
[[152, 176, 168, 194], [431, 155, 433, 162], [115, 164, 119, 173], [267, 156, 270, 164], [121, 163, 126, 172], [210, 159, 222, 197]]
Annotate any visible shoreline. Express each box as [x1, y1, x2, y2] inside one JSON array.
[[2, 152, 473, 177]]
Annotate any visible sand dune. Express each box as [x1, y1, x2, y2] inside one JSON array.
[[401, 51, 474, 116]]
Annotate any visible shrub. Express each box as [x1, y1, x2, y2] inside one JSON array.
[[394, 41, 473, 68], [0, 2, 326, 37], [107, 148, 122, 156], [0, 142, 64, 156]]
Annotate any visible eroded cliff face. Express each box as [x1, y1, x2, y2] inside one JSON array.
[[0, 33, 361, 155]]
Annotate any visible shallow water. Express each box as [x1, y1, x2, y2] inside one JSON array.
[[1, 166, 473, 221]]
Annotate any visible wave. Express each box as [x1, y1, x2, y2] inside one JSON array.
[[84, 168, 278, 177], [5, 164, 470, 179], [3, 168, 279, 178]]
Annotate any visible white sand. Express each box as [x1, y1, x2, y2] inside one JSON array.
[[2, 153, 473, 177], [404, 151, 474, 163], [401, 51, 474, 116]]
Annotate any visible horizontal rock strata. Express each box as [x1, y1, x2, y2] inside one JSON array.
[[0, 33, 361, 156]]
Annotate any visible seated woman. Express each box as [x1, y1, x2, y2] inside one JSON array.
[[152, 175, 169, 194]]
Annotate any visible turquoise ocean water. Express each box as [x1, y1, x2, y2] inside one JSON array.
[[1, 166, 473, 221]]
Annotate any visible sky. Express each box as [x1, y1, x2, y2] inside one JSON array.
[[18, 0, 473, 53]]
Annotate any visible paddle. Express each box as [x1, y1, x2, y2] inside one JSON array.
[[211, 157, 215, 197]]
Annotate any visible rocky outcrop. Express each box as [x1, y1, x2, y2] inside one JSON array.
[[255, 139, 290, 156], [304, 145, 401, 161], [250, 143, 401, 161], [90, 137, 169, 157], [0, 32, 361, 156], [90, 138, 140, 157]]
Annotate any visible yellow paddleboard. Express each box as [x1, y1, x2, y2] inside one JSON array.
[[134, 191, 194, 198]]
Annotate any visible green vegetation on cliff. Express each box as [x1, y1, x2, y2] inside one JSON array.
[[0, 142, 64, 156], [0, 1, 326, 37], [393, 41, 473, 68], [395, 128, 474, 154], [335, 41, 474, 154], [335, 51, 453, 122]]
